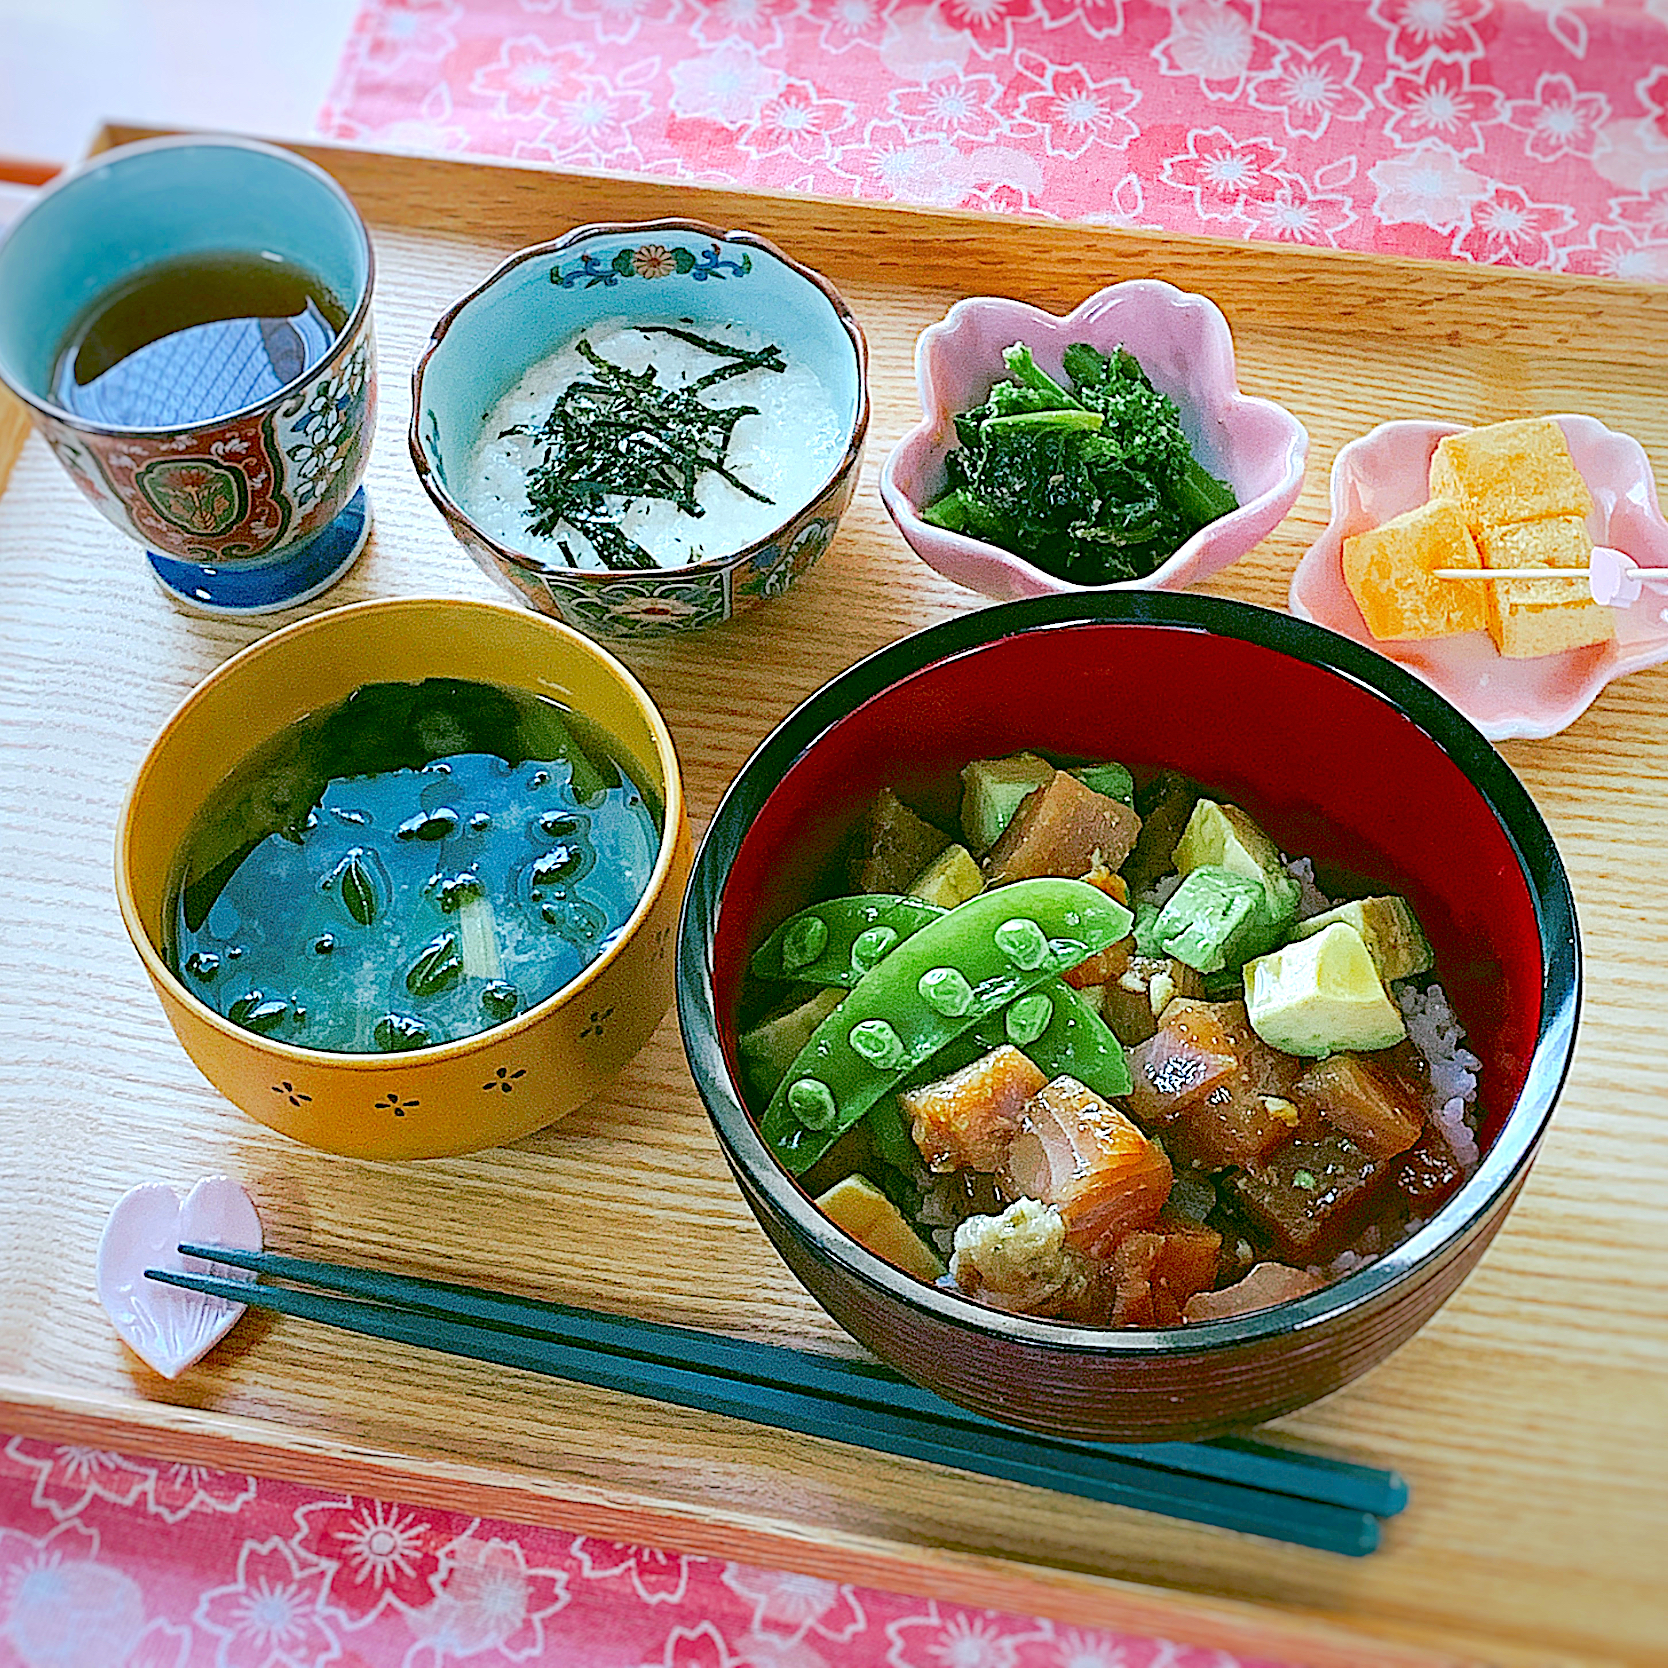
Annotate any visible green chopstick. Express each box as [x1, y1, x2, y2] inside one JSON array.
[[152, 1245, 1402, 1553], [150, 1261, 1379, 1555], [173, 1242, 1406, 1518]]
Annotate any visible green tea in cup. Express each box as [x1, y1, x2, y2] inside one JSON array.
[[53, 249, 347, 430]]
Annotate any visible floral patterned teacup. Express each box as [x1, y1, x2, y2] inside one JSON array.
[[410, 219, 867, 641], [0, 136, 376, 615]]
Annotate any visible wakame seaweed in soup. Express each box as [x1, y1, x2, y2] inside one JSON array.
[[167, 678, 662, 1053]]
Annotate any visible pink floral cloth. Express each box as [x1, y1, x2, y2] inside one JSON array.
[[0, 1434, 1297, 1668], [320, 0, 1668, 276]]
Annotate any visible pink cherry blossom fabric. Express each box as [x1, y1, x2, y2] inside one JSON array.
[[0, 1431, 1303, 1668], [319, 0, 1668, 278]]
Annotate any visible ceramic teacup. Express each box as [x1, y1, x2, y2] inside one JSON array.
[[0, 136, 377, 615]]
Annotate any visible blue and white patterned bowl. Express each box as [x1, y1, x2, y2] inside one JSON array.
[[410, 219, 868, 641]]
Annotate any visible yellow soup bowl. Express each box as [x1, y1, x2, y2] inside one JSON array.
[[116, 596, 692, 1159]]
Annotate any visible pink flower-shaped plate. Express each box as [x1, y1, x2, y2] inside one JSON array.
[[878, 280, 1308, 599], [1290, 416, 1668, 741]]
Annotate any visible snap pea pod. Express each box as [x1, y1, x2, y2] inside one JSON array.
[[865, 1094, 920, 1172], [753, 894, 1131, 1098], [762, 878, 1132, 1174], [890, 977, 1132, 1108], [978, 977, 1131, 1097], [750, 895, 946, 986]]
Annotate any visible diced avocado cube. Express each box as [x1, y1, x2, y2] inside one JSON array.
[[959, 752, 1054, 855], [1294, 895, 1433, 983], [815, 1174, 945, 1282], [907, 844, 983, 909], [1241, 887, 1298, 966], [1147, 867, 1266, 974], [1172, 799, 1300, 956], [1174, 800, 1300, 913], [1243, 923, 1406, 1058], [738, 987, 844, 1101], [1068, 762, 1134, 805]]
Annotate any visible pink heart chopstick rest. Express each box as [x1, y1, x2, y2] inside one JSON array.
[[96, 1178, 262, 1379]]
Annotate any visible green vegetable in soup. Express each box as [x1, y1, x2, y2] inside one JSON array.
[[169, 679, 658, 1055]]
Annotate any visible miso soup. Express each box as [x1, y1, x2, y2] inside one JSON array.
[[167, 678, 662, 1053]]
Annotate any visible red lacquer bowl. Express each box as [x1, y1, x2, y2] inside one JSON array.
[[677, 593, 1578, 1442]]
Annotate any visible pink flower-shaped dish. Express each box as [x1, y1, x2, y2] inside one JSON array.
[[879, 280, 1308, 599], [1290, 416, 1668, 742]]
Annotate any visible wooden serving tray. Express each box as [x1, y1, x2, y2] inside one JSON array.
[[1, 126, 1664, 1668]]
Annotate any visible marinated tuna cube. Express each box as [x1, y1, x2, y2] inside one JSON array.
[[1213, 999, 1305, 1097], [1100, 953, 1206, 1046], [1183, 1262, 1323, 1322], [1229, 1133, 1386, 1262], [1378, 1038, 1432, 1100], [1108, 1221, 1223, 1327], [899, 1044, 1046, 1173], [850, 788, 950, 894], [1002, 1075, 1172, 1258], [1127, 999, 1297, 1171], [1163, 998, 1299, 1168], [1125, 1004, 1240, 1127], [1205, 1204, 1262, 1288], [1122, 770, 1199, 895], [1393, 1125, 1468, 1212], [1171, 1082, 1295, 1171], [983, 771, 1141, 886], [950, 1197, 1106, 1321], [1297, 1052, 1423, 1160]]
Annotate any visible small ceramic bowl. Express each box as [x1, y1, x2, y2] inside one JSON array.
[[411, 219, 869, 641], [678, 592, 1578, 1442], [1290, 415, 1668, 741], [879, 281, 1307, 600], [116, 597, 692, 1161]]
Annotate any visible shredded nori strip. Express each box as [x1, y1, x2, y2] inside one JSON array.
[[510, 327, 786, 570]]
